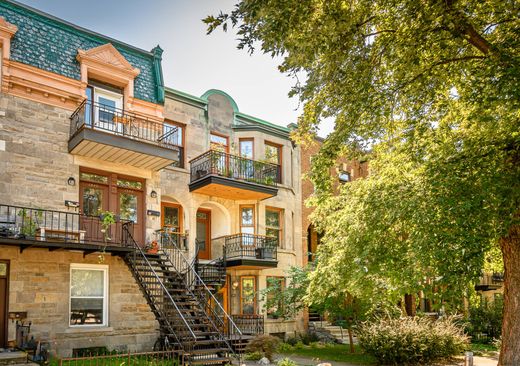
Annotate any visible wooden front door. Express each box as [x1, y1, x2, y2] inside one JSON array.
[[0, 260, 8, 347], [79, 170, 145, 245], [80, 180, 109, 242], [161, 202, 183, 233], [196, 209, 211, 260]]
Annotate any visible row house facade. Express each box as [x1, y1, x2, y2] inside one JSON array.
[[0, 0, 303, 360]]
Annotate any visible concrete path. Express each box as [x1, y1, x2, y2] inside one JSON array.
[[240, 354, 499, 366]]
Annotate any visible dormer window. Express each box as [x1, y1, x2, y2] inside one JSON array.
[[339, 171, 351, 183]]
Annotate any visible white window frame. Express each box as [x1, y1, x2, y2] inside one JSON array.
[[69, 263, 109, 328], [94, 87, 123, 132]]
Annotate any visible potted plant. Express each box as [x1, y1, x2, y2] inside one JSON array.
[[17, 208, 42, 239], [98, 210, 116, 263]]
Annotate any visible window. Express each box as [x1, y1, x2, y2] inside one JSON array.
[[266, 277, 285, 319], [240, 205, 255, 235], [339, 171, 351, 183], [89, 86, 123, 133], [240, 276, 257, 314], [163, 121, 185, 168], [266, 207, 283, 247], [239, 139, 254, 159], [70, 264, 108, 327], [265, 142, 282, 182], [210, 132, 229, 152]]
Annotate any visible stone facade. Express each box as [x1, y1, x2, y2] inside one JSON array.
[[1, 246, 158, 356], [0, 1, 305, 357]]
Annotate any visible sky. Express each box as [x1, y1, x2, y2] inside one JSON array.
[[15, 0, 332, 136]]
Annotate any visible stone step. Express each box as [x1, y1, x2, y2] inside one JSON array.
[[0, 351, 28, 366]]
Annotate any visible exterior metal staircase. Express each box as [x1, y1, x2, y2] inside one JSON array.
[[122, 224, 242, 365], [194, 240, 227, 293]]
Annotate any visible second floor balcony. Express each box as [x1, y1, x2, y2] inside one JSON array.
[[0, 203, 134, 254], [211, 233, 278, 268], [189, 150, 280, 200], [69, 100, 183, 170]]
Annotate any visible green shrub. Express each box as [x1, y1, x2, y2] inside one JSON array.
[[276, 358, 297, 366], [285, 335, 299, 346], [300, 331, 320, 345], [357, 316, 468, 364], [277, 343, 294, 353], [244, 351, 263, 361], [245, 334, 281, 362], [466, 298, 503, 343]]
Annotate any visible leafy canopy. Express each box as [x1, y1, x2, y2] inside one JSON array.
[[206, 0, 519, 307]]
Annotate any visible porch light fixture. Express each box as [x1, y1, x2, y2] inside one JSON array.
[[232, 280, 239, 290], [67, 177, 76, 186], [150, 190, 158, 198]]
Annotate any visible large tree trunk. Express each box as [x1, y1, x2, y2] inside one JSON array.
[[499, 225, 520, 366]]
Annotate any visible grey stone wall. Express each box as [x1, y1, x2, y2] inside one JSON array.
[[0, 94, 77, 209], [2, 246, 158, 357]]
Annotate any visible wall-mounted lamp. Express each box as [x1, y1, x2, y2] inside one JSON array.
[[150, 190, 158, 198], [67, 177, 76, 186], [232, 280, 239, 290]]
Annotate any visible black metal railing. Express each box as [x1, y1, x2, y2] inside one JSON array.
[[123, 224, 196, 359], [194, 239, 227, 288], [231, 314, 264, 336], [189, 150, 280, 186], [159, 234, 243, 344], [224, 233, 278, 260], [70, 100, 184, 159], [0, 204, 133, 246]]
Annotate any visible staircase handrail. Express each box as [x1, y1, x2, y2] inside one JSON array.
[[161, 234, 243, 354], [123, 224, 197, 346]]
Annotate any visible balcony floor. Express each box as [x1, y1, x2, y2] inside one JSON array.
[[69, 128, 180, 170], [0, 237, 133, 256], [189, 175, 277, 200], [225, 257, 278, 269]]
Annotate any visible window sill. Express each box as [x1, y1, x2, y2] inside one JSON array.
[[64, 326, 114, 334]]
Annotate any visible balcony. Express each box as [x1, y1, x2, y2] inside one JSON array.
[[189, 150, 279, 200], [69, 100, 183, 170], [212, 233, 277, 268], [0, 203, 134, 254], [475, 272, 504, 291]]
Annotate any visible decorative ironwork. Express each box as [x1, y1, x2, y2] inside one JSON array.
[[189, 150, 280, 186], [70, 100, 183, 160], [231, 314, 264, 335], [0, 203, 133, 246], [224, 233, 278, 260]]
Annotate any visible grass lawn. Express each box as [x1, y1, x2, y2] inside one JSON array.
[[278, 343, 376, 365], [469, 342, 499, 357]]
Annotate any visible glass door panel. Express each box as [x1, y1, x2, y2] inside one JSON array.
[[196, 210, 211, 260]]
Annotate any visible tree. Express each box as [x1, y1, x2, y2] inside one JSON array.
[[205, 1, 519, 363]]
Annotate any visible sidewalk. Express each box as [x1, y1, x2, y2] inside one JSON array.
[[241, 354, 499, 366]]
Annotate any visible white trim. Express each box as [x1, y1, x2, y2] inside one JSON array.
[[69, 263, 109, 328]]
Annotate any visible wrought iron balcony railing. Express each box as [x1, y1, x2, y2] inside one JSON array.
[[224, 233, 278, 261], [0, 203, 134, 247], [230, 314, 264, 335], [189, 150, 280, 186], [70, 100, 183, 155]]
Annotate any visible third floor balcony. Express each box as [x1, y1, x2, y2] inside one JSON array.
[[189, 150, 280, 200], [69, 100, 183, 170]]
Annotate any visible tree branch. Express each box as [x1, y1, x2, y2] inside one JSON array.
[[394, 56, 487, 92]]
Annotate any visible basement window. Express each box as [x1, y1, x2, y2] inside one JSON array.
[[69, 264, 108, 327]]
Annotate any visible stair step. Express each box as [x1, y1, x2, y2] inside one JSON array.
[[188, 357, 231, 365]]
